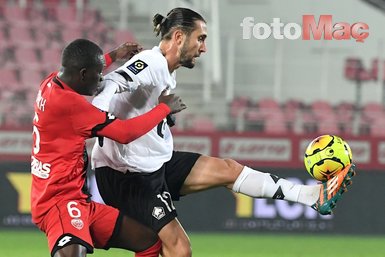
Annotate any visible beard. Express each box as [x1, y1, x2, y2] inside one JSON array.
[[179, 40, 196, 69], [180, 58, 195, 69]]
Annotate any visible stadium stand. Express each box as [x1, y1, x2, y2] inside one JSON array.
[[186, 115, 216, 132], [228, 96, 385, 136], [0, 0, 125, 128]]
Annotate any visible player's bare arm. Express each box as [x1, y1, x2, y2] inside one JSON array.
[[108, 42, 143, 62]]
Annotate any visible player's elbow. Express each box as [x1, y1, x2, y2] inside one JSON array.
[[115, 133, 138, 144]]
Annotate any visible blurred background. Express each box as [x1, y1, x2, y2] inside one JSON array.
[[1, 0, 385, 255]]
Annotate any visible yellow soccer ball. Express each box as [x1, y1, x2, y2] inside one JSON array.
[[304, 135, 353, 181]]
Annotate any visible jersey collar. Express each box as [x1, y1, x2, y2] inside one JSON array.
[[52, 73, 76, 93]]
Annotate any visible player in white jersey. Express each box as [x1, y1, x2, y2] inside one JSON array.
[[92, 45, 176, 173], [91, 8, 356, 257]]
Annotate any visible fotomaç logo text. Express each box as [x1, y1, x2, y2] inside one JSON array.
[[240, 15, 369, 43]]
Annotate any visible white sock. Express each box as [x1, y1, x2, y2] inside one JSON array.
[[232, 166, 320, 206]]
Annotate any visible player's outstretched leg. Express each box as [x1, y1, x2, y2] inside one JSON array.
[[311, 164, 356, 215]]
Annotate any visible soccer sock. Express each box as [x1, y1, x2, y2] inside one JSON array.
[[232, 166, 320, 206], [135, 239, 162, 257]]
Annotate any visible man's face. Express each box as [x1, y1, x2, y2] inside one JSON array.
[[179, 20, 207, 69], [80, 55, 104, 96]]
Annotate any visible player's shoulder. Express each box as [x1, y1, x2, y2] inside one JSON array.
[[127, 47, 168, 73]]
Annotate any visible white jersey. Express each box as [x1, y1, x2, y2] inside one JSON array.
[[91, 46, 176, 173]]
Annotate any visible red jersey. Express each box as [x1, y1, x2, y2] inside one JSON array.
[[31, 72, 170, 224]]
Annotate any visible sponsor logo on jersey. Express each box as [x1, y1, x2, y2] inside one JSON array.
[[127, 60, 148, 74], [31, 156, 51, 179], [71, 218, 84, 230], [152, 207, 165, 220]]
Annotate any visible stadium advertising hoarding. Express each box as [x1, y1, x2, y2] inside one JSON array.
[[0, 130, 385, 234], [0, 130, 382, 169], [0, 162, 33, 228]]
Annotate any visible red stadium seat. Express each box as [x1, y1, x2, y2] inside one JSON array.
[[245, 106, 264, 122], [310, 100, 334, 118], [60, 27, 84, 43], [264, 116, 288, 134], [282, 99, 302, 131], [189, 116, 216, 132], [41, 48, 62, 71], [14, 48, 41, 70], [8, 26, 37, 48], [257, 98, 282, 119], [55, 6, 77, 23], [0, 68, 18, 87], [0, 25, 10, 48], [33, 21, 64, 49], [3, 5, 29, 22], [370, 117, 385, 137], [258, 98, 280, 109], [20, 69, 45, 89], [362, 102, 384, 122], [41, 0, 63, 9], [41, 47, 61, 62], [335, 102, 355, 134], [308, 100, 339, 134], [230, 96, 250, 119], [335, 102, 354, 122], [300, 109, 318, 133], [3, 103, 33, 127], [317, 121, 340, 135]]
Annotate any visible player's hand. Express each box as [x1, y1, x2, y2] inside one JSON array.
[[110, 42, 143, 62], [158, 89, 187, 114]]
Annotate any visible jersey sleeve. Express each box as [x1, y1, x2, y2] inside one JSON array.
[[69, 94, 171, 143], [129, 57, 173, 89], [92, 71, 139, 112], [93, 50, 174, 114], [115, 53, 174, 92]]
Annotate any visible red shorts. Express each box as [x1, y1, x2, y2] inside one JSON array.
[[35, 199, 119, 255]]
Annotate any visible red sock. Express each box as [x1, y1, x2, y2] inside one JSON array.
[[135, 239, 162, 257]]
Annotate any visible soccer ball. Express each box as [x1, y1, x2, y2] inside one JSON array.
[[304, 135, 352, 181]]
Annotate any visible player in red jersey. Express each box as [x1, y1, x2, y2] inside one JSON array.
[[30, 38, 186, 257]]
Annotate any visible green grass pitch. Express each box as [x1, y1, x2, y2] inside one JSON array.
[[0, 230, 384, 257]]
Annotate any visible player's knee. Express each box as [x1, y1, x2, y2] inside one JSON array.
[[174, 242, 192, 257], [223, 158, 243, 180], [181, 245, 192, 257], [162, 236, 192, 257], [53, 244, 87, 257]]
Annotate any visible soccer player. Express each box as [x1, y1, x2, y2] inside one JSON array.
[[31, 38, 187, 257], [90, 8, 356, 257]]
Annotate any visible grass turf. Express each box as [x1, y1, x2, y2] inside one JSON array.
[[0, 230, 384, 257]]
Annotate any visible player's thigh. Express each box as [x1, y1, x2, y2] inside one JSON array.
[[38, 200, 95, 256], [158, 218, 191, 257], [91, 202, 159, 253], [108, 213, 159, 253], [180, 155, 244, 194], [89, 202, 120, 249], [164, 151, 200, 199]]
